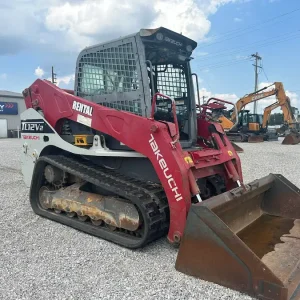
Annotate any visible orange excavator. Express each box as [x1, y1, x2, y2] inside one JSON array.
[[219, 82, 300, 144], [262, 93, 300, 145]]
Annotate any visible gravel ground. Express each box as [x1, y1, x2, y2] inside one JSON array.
[[1, 138, 299, 300]]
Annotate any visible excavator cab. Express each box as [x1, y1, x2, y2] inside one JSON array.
[[239, 110, 263, 133], [225, 110, 265, 142], [239, 111, 265, 142]]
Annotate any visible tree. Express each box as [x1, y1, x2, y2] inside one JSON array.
[[268, 113, 283, 126]]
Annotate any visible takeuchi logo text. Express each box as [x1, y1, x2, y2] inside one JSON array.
[[149, 134, 183, 201]]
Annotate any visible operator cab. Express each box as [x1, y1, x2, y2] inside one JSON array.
[[239, 110, 263, 133], [140, 28, 197, 144], [74, 27, 198, 149]]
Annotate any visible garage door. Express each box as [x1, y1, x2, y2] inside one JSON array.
[[0, 119, 8, 138]]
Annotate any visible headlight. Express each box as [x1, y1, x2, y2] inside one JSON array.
[[156, 33, 164, 41], [186, 45, 193, 52]]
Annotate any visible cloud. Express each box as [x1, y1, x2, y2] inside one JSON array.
[[0, 0, 241, 55], [152, 0, 211, 41], [47, 74, 75, 88], [234, 17, 242, 22], [44, 1, 157, 50], [198, 87, 239, 106], [0, 73, 7, 80], [0, 0, 249, 93], [34, 66, 45, 78], [56, 74, 75, 87], [196, 0, 238, 15]]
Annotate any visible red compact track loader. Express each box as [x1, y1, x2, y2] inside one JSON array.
[[21, 27, 300, 300]]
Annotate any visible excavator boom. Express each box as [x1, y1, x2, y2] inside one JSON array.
[[261, 83, 300, 144]]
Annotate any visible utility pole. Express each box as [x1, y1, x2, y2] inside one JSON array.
[[51, 66, 57, 85], [202, 95, 208, 105], [251, 52, 262, 114]]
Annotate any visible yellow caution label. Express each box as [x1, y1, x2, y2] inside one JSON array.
[[228, 150, 233, 157], [184, 156, 193, 164]]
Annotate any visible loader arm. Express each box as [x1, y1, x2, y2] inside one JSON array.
[[22, 79, 242, 245]]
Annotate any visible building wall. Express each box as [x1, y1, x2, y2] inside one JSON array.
[[0, 95, 26, 137]]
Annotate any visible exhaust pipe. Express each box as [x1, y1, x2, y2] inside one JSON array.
[[175, 174, 300, 300]]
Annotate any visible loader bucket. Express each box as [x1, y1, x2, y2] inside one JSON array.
[[282, 133, 300, 145], [248, 135, 264, 143], [175, 174, 300, 300], [231, 142, 244, 153]]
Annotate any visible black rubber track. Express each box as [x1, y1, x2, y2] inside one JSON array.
[[29, 155, 169, 249]]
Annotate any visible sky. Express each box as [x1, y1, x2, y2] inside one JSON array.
[[0, 0, 299, 114]]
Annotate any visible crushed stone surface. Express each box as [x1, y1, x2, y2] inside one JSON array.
[[2, 138, 298, 300]]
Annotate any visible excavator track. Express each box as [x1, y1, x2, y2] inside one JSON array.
[[30, 155, 169, 249]]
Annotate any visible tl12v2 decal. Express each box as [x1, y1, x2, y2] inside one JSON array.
[[21, 119, 55, 133]]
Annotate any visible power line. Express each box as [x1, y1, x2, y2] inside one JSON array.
[[194, 31, 300, 72], [194, 56, 251, 69], [192, 32, 300, 72], [196, 30, 300, 61], [261, 60, 270, 82], [197, 58, 251, 71], [204, 7, 300, 41], [262, 68, 269, 81], [198, 7, 300, 48]]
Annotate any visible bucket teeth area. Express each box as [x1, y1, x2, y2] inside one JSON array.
[[282, 133, 300, 145], [175, 173, 300, 300]]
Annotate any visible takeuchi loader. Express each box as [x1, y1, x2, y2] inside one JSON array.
[[20, 27, 300, 300]]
